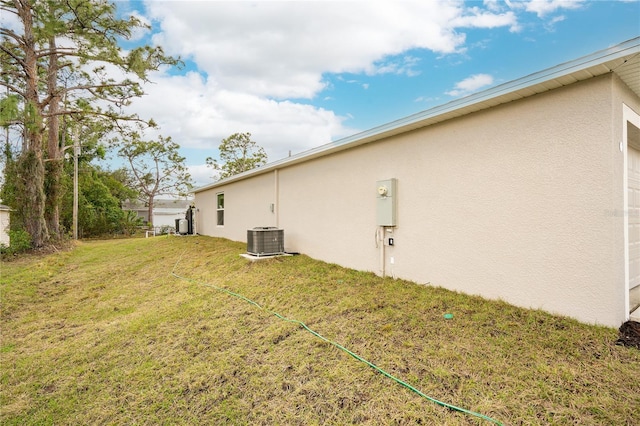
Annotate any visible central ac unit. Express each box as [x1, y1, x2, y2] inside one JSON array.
[[247, 227, 284, 256]]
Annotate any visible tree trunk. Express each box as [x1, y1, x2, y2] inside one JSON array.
[[18, 1, 49, 247], [147, 196, 154, 228], [45, 36, 63, 239], [17, 149, 48, 247]]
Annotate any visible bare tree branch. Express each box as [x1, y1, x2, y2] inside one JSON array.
[[0, 80, 27, 98]]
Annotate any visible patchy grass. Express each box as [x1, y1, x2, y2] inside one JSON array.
[[1, 236, 639, 425]]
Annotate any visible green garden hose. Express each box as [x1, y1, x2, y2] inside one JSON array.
[[172, 252, 503, 425]]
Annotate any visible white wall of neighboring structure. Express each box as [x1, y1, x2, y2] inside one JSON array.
[[0, 208, 9, 247], [123, 199, 193, 229], [194, 69, 640, 327], [153, 210, 189, 228]]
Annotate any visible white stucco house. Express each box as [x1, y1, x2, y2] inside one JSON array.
[[0, 204, 10, 247], [193, 38, 640, 327]]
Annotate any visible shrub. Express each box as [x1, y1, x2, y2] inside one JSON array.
[[0, 229, 32, 255], [159, 225, 174, 235]]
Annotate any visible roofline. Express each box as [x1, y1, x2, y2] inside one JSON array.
[[193, 36, 640, 194]]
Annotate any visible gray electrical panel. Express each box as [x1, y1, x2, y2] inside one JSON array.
[[376, 178, 397, 226]]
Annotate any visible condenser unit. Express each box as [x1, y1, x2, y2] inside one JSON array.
[[247, 227, 284, 256]]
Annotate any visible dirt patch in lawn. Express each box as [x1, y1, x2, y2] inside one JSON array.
[[616, 321, 640, 349]]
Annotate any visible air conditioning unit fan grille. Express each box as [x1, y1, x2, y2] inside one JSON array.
[[247, 227, 284, 256]]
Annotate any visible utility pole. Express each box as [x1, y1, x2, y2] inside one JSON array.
[[73, 128, 79, 240], [60, 124, 80, 240]]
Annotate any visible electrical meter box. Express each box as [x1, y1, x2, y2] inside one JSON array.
[[376, 178, 397, 226]]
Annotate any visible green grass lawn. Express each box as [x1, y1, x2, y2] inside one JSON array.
[[1, 236, 639, 425]]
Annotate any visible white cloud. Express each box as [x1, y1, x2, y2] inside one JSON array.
[[484, 0, 503, 12], [143, 1, 507, 99], [371, 56, 422, 77], [125, 0, 523, 167], [451, 7, 519, 31], [113, 0, 550, 178], [546, 14, 567, 29], [188, 163, 216, 188], [131, 70, 355, 163], [446, 73, 494, 97], [520, 0, 585, 18]]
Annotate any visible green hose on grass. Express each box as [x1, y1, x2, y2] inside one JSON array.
[[172, 252, 503, 425]]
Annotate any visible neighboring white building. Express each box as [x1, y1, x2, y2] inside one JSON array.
[[193, 38, 640, 327], [123, 198, 193, 228], [0, 204, 10, 247]]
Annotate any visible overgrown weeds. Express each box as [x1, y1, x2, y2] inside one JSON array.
[[1, 236, 639, 425]]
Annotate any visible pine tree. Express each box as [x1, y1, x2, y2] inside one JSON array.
[[0, 0, 178, 247], [206, 132, 268, 180]]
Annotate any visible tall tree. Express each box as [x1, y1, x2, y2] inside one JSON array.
[[0, 0, 178, 247], [1, 0, 48, 246], [119, 135, 192, 227], [206, 132, 267, 180]]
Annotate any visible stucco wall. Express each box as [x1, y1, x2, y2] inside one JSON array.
[[195, 73, 639, 327], [195, 171, 277, 240], [279, 74, 621, 325]]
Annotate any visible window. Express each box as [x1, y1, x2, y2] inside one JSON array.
[[216, 193, 224, 226]]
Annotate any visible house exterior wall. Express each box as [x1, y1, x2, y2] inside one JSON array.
[[195, 73, 640, 327], [196, 171, 276, 240]]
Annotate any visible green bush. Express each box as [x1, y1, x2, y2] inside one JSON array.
[[0, 229, 32, 255], [159, 225, 174, 235]]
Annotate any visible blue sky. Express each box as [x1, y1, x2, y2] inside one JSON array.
[[111, 0, 640, 186]]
